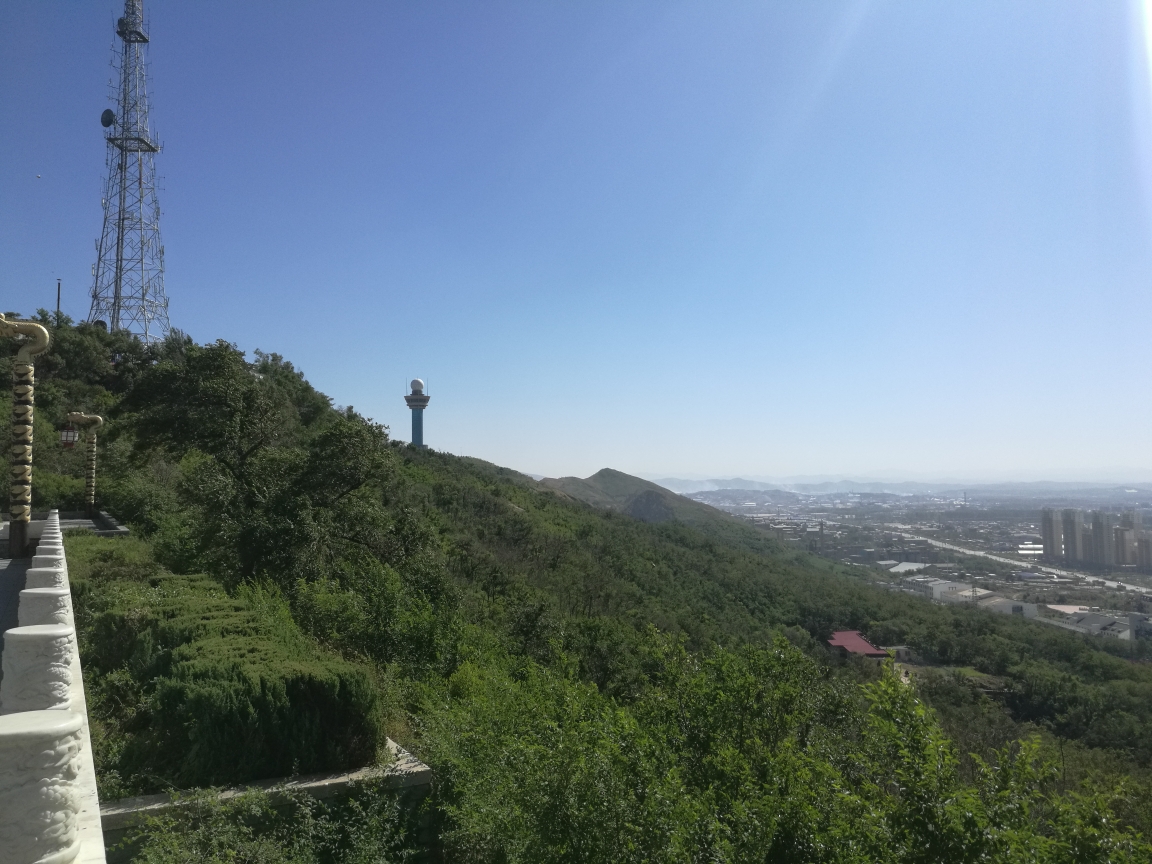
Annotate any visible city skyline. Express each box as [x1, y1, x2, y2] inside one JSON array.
[[3, 1, 1152, 480]]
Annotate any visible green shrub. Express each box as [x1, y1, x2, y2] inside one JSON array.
[[124, 781, 414, 864], [69, 535, 384, 795]]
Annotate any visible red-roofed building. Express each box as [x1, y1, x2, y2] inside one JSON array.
[[828, 630, 889, 659]]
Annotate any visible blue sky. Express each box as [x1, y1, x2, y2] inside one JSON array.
[[3, 1, 1152, 482]]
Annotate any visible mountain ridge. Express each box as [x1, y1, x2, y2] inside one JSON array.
[[651, 476, 1152, 497], [540, 468, 729, 525]]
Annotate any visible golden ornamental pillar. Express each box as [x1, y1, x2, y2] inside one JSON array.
[[65, 414, 103, 518], [0, 315, 51, 558]]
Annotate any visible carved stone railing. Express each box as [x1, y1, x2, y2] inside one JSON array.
[[0, 710, 85, 864], [0, 511, 105, 863], [0, 624, 77, 713], [18, 588, 73, 627]]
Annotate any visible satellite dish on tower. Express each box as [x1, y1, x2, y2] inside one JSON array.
[[101, 109, 116, 128]]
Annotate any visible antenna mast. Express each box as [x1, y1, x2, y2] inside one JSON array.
[[89, 0, 171, 342]]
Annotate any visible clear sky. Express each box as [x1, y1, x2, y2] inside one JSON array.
[[3, 1, 1152, 482]]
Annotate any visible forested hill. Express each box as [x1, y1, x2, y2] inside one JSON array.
[[6, 315, 1152, 861], [540, 467, 730, 526]]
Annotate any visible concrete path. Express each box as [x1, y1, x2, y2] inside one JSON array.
[[0, 558, 28, 686]]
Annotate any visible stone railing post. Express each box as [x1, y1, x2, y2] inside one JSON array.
[[26, 554, 68, 590], [19, 588, 73, 627], [0, 710, 85, 864], [0, 315, 51, 558], [0, 624, 77, 714], [66, 413, 104, 519]]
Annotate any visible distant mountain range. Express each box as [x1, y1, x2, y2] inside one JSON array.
[[649, 477, 1152, 498], [651, 477, 786, 494], [532, 470, 1152, 509]]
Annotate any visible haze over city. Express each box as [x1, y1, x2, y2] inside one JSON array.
[[3, 0, 1151, 481]]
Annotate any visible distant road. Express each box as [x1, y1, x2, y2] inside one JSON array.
[[887, 527, 1152, 599]]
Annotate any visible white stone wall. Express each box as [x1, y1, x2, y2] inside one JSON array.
[[0, 511, 105, 863]]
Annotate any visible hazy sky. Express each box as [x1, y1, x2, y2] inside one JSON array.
[[3, 1, 1152, 482]]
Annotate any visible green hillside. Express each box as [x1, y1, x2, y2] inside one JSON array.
[[6, 315, 1151, 861], [540, 467, 725, 525], [539, 466, 788, 552]]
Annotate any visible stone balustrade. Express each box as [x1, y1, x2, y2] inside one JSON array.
[[26, 558, 68, 590], [0, 624, 77, 713], [0, 510, 105, 863], [31, 552, 68, 573], [0, 710, 84, 864], [19, 588, 73, 627]]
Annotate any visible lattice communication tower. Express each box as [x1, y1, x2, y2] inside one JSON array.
[[89, 0, 171, 342]]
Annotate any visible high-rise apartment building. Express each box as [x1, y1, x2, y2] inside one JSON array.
[[1092, 511, 1117, 568], [1040, 508, 1063, 560], [1114, 526, 1136, 566], [1139, 536, 1152, 570], [1061, 509, 1084, 564]]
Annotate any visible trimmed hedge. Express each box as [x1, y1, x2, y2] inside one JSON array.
[[68, 534, 383, 796]]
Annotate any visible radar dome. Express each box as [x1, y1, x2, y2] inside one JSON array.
[[410, 379, 424, 393]]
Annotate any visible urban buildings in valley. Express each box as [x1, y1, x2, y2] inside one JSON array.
[[1042, 507, 1144, 570], [677, 483, 1152, 641]]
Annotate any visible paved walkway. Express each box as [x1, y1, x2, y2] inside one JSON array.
[[0, 558, 28, 689], [2, 514, 129, 547]]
